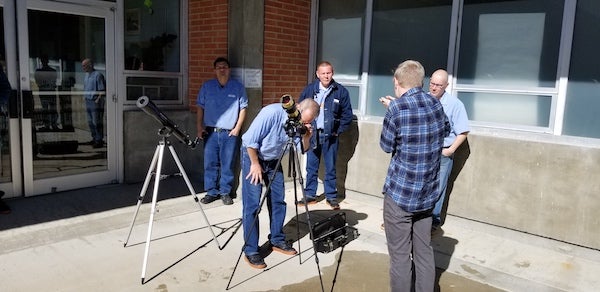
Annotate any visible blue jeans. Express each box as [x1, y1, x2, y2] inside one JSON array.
[[432, 153, 454, 226], [241, 149, 287, 255], [304, 135, 339, 200], [384, 195, 435, 292], [203, 129, 239, 197], [85, 98, 104, 142]]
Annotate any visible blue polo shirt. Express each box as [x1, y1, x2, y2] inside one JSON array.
[[197, 78, 248, 130], [438, 91, 470, 147], [83, 70, 105, 100], [242, 103, 301, 161]]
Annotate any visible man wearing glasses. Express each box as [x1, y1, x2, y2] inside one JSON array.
[[428, 69, 470, 229]]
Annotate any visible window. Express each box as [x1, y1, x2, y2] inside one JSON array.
[[367, 0, 452, 116], [562, 0, 600, 138], [123, 0, 184, 103], [317, 0, 365, 80], [455, 0, 564, 130], [314, 0, 600, 140]]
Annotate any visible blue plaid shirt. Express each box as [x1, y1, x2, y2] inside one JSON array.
[[380, 87, 449, 213]]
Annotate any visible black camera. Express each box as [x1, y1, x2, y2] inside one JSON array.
[[280, 94, 307, 137]]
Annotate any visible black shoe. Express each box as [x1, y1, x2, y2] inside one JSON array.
[[244, 254, 267, 269], [297, 197, 316, 206], [92, 141, 104, 148], [200, 195, 220, 204], [326, 199, 340, 210], [221, 195, 233, 205], [271, 242, 297, 255]]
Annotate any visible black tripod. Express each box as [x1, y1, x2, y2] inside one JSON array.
[[226, 121, 334, 292], [123, 131, 223, 284]]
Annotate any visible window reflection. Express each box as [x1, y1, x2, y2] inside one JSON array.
[[124, 0, 182, 102], [124, 1, 180, 72]]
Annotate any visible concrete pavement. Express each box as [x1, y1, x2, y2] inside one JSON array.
[[0, 178, 598, 291]]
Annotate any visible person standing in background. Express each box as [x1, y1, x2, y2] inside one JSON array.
[[35, 55, 59, 130], [428, 69, 470, 229], [297, 61, 353, 210], [196, 57, 248, 206], [82, 58, 106, 149]]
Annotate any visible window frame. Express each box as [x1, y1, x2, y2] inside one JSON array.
[[121, 0, 188, 109], [311, 0, 583, 138]]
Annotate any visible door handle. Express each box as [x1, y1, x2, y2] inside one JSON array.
[[21, 90, 34, 119]]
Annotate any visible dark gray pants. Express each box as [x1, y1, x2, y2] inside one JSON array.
[[383, 195, 435, 292]]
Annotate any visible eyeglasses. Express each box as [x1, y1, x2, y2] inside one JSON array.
[[215, 65, 230, 70], [429, 82, 445, 88]]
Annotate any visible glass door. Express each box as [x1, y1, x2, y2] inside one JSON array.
[[5, 0, 117, 196]]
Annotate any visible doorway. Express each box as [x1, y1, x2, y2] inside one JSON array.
[[1, 0, 117, 197]]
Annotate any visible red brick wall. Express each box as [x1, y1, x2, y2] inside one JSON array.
[[263, 0, 311, 105], [188, 0, 312, 108], [188, 0, 229, 110]]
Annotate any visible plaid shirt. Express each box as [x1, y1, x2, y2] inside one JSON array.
[[380, 87, 449, 213]]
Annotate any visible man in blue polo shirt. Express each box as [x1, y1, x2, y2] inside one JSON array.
[[240, 98, 319, 269], [428, 69, 470, 228], [196, 57, 248, 205]]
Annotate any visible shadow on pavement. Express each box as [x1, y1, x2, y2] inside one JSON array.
[[0, 176, 200, 231]]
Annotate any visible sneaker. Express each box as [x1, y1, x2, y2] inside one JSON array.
[[200, 195, 220, 204], [326, 199, 340, 210], [221, 195, 233, 205], [271, 242, 297, 255], [244, 254, 267, 269], [297, 197, 316, 206]]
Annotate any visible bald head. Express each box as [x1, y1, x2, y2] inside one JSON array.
[[429, 69, 449, 99]]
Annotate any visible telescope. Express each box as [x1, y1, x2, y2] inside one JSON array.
[[137, 96, 199, 148]]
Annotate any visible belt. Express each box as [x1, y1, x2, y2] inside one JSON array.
[[206, 126, 230, 132]]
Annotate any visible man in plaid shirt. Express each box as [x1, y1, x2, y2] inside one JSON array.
[[379, 60, 449, 292]]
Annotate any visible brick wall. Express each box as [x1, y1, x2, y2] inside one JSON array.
[[188, 0, 229, 110], [263, 0, 311, 105], [188, 0, 312, 108]]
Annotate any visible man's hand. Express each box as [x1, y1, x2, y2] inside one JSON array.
[[197, 126, 206, 140], [379, 95, 396, 108], [229, 128, 241, 137], [246, 163, 263, 185]]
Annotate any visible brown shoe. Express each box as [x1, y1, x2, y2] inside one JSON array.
[[326, 199, 340, 210], [271, 242, 297, 255], [297, 197, 316, 206], [244, 254, 267, 269]]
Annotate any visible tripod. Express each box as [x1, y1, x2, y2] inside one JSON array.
[[123, 131, 222, 284], [226, 125, 336, 292]]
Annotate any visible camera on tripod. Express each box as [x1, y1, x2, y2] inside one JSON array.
[[280, 94, 308, 137]]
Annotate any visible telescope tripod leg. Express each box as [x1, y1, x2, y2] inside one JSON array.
[[123, 143, 162, 247], [166, 144, 221, 248], [139, 142, 167, 283]]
